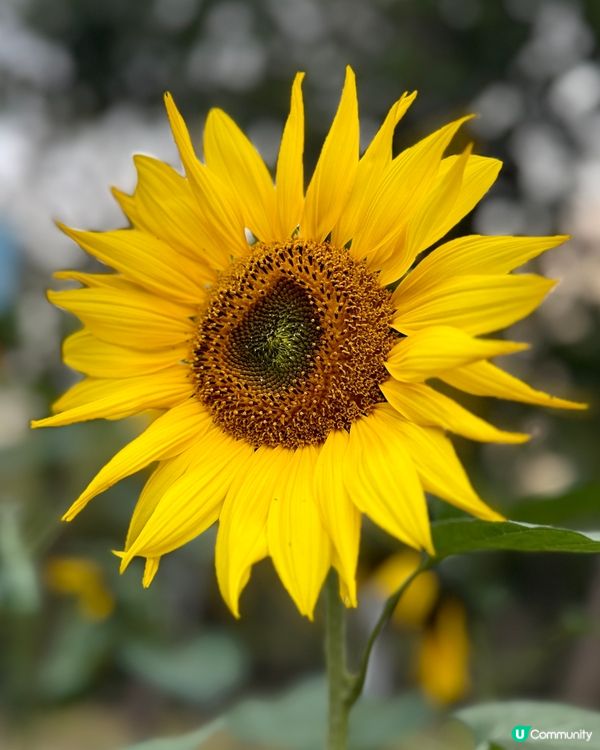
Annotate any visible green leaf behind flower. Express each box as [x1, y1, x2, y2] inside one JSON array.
[[431, 519, 600, 558], [456, 700, 600, 749]]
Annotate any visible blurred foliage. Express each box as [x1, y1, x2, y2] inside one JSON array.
[[1, 0, 600, 747]]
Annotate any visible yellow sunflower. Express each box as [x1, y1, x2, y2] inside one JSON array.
[[32, 67, 585, 619]]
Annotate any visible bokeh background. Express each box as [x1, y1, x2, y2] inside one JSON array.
[[1, 0, 599, 747]]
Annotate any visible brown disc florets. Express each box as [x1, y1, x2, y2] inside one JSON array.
[[192, 241, 396, 449]]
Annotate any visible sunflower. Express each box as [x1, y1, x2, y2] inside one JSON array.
[[32, 67, 585, 619]]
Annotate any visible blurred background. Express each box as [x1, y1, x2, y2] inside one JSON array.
[[1, 0, 599, 747]]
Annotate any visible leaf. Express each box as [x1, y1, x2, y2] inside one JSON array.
[[431, 519, 600, 558], [121, 719, 225, 750], [119, 632, 247, 704], [350, 692, 433, 748], [228, 676, 432, 750], [456, 700, 600, 749], [37, 616, 112, 700], [228, 676, 327, 750]]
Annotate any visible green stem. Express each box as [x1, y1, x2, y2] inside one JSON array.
[[325, 572, 350, 750], [346, 552, 432, 708]]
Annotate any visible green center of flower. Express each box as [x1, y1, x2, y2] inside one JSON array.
[[228, 277, 321, 390], [192, 241, 396, 449]]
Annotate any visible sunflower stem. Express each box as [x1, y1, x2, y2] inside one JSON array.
[[345, 552, 432, 708], [325, 572, 350, 750]]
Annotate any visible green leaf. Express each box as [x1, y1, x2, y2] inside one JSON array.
[[228, 676, 326, 750], [121, 719, 224, 750], [119, 632, 247, 704], [38, 616, 112, 700], [456, 700, 600, 749], [431, 519, 600, 558], [350, 692, 433, 748], [228, 677, 432, 750]]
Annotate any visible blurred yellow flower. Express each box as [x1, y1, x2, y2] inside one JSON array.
[[45, 556, 115, 621], [32, 66, 584, 618], [370, 552, 470, 705], [416, 599, 470, 705], [370, 551, 438, 627]]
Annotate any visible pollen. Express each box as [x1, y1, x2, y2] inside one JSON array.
[[192, 241, 396, 449]]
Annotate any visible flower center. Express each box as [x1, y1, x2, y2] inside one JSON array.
[[192, 241, 396, 449]]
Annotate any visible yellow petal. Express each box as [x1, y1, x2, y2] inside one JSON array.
[[370, 550, 439, 628], [331, 90, 417, 248], [441, 359, 587, 410], [58, 225, 207, 306], [388, 412, 503, 520], [62, 400, 211, 521], [392, 274, 556, 336], [204, 108, 277, 242], [31, 369, 191, 428], [302, 66, 359, 242], [381, 145, 474, 285], [53, 270, 138, 290], [216, 447, 287, 617], [114, 155, 220, 275], [275, 72, 305, 238], [385, 326, 528, 382], [47, 287, 195, 350], [350, 115, 473, 269], [164, 92, 248, 258], [425, 154, 502, 247], [417, 599, 470, 705], [396, 234, 568, 300], [345, 407, 433, 554], [382, 379, 529, 444], [142, 557, 160, 588], [381, 152, 501, 284], [124, 450, 197, 551], [267, 446, 331, 619], [122, 424, 253, 564], [314, 430, 360, 608], [63, 329, 188, 378]]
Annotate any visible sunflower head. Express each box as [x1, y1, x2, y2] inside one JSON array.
[[32, 67, 585, 619]]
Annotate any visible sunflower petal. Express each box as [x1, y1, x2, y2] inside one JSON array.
[[331, 90, 417, 248], [31, 370, 190, 428], [345, 407, 433, 553], [142, 557, 160, 587], [58, 225, 206, 306], [440, 359, 587, 410], [216, 447, 286, 617], [114, 155, 220, 275], [124, 450, 196, 551], [396, 235, 568, 300], [267, 446, 330, 619], [53, 270, 139, 290], [314, 430, 359, 607], [62, 400, 211, 521], [302, 66, 359, 242], [276, 72, 305, 238], [204, 108, 277, 242], [350, 115, 473, 268], [381, 145, 473, 284], [392, 274, 556, 336], [382, 379, 529, 444], [385, 326, 528, 382], [388, 413, 503, 520], [122, 425, 253, 564], [63, 329, 188, 379], [164, 92, 248, 258], [47, 287, 195, 350]]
